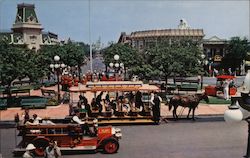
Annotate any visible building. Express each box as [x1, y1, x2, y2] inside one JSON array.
[[118, 19, 229, 70], [203, 36, 228, 69], [0, 3, 59, 50], [118, 19, 205, 51]]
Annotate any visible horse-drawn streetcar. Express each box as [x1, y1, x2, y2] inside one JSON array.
[[69, 81, 160, 124]]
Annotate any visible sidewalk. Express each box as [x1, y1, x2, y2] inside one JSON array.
[[0, 103, 228, 121]]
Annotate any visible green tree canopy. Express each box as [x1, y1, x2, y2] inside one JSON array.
[[0, 41, 45, 97], [222, 36, 250, 71], [39, 42, 87, 78], [145, 39, 204, 81]]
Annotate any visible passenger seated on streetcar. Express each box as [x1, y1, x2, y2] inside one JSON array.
[[91, 98, 98, 111], [110, 100, 117, 115], [78, 94, 88, 108], [72, 110, 90, 136], [122, 98, 131, 114], [41, 117, 55, 125], [96, 92, 104, 114]]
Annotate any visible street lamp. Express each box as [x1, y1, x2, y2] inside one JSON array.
[[200, 54, 207, 89], [224, 92, 250, 157], [49, 55, 66, 102], [109, 54, 124, 81]]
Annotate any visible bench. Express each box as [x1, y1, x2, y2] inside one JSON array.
[[41, 89, 57, 98], [166, 84, 177, 93], [11, 88, 31, 96], [0, 98, 7, 110], [12, 80, 31, 86], [178, 84, 198, 93], [21, 98, 48, 109], [43, 81, 56, 87]]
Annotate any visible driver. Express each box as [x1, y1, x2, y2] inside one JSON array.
[[72, 110, 90, 136]]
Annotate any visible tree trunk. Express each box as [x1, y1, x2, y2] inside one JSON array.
[[165, 74, 168, 85]]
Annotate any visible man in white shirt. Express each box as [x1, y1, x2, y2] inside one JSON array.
[[72, 110, 90, 135], [150, 92, 162, 124]]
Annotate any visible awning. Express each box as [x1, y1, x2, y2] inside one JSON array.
[[216, 75, 235, 80]]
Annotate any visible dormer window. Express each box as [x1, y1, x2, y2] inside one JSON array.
[[30, 35, 37, 44], [27, 14, 36, 23]]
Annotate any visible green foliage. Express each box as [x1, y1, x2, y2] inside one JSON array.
[[0, 41, 87, 91], [0, 41, 31, 86], [103, 40, 203, 80], [222, 36, 250, 70], [39, 42, 87, 77], [146, 39, 203, 79]]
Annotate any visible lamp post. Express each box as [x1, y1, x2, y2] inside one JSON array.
[[49, 55, 66, 102], [200, 54, 207, 90], [224, 96, 250, 158], [109, 54, 124, 81]]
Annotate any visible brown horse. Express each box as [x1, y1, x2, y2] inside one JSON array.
[[169, 93, 209, 120]]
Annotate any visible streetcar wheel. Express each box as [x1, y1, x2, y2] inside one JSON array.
[[102, 139, 119, 154]]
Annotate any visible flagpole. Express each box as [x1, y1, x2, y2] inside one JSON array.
[[89, 0, 93, 73]]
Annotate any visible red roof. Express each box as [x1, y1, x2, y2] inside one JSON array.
[[216, 75, 235, 80]]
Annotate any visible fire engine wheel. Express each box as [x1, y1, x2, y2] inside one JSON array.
[[32, 138, 49, 156], [102, 138, 119, 154]]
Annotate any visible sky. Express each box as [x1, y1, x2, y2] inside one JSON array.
[[0, 0, 249, 46]]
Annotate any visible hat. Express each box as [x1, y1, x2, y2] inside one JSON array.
[[26, 144, 36, 150]]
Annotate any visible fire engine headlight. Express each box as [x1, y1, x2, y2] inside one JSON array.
[[115, 133, 122, 139], [114, 128, 121, 133], [112, 127, 122, 135]]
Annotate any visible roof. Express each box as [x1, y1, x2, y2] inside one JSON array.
[[17, 3, 35, 9], [86, 81, 144, 87], [69, 82, 159, 92], [130, 29, 204, 38]]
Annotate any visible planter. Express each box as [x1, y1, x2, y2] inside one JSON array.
[[205, 86, 217, 96], [229, 87, 237, 95]]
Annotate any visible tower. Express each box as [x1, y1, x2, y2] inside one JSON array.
[[12, 3, 43, 50]]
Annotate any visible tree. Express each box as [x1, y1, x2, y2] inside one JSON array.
[[222, 36, 250, 72], [0, 41, 42, 96], [39, 42, 87, 79], [146, 39, 203, 83], [62, 42, 87, 78]]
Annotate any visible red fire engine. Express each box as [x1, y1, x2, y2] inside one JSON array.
[[13, 121, 122, 156]]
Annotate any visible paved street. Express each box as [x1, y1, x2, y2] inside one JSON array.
[[0, 117, 247, 158]]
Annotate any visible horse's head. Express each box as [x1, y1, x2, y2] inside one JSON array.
[[201, 93, 209, 103]]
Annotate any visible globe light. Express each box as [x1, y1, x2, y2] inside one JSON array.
[[239, 106, 250, 119], [115, 63, 119, 68], [201, 54, 206, 59], [205, 60, 209, 65], [114, 54, 119, 61], [224, 103, 243, 123], [61, 63, 66, 68], [49, 64, 54, 69], [120, 63, 124, 67], [109, 63, 114, 68], [54, 64, 60, 69], [54, 55, 60, 61]]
